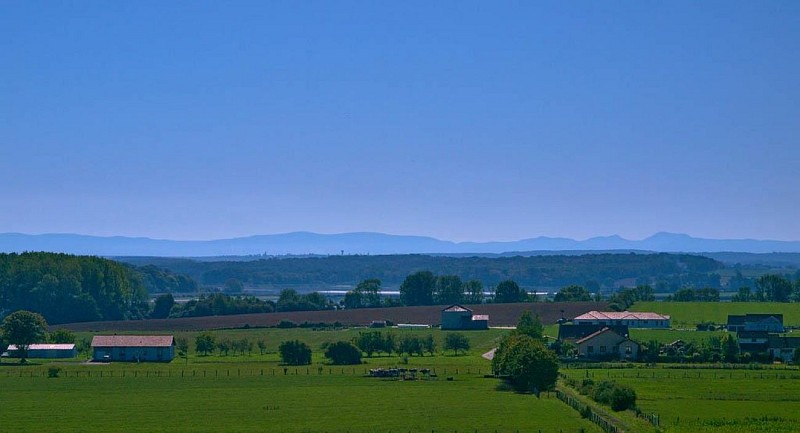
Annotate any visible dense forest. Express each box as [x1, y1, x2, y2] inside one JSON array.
[[0, 252, 149, 324], [118, 253, 725, 291]]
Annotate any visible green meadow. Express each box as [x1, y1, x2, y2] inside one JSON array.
[[630, 302, 800, 328], [0, 373, 604, 433], [1, 327, 601, 433], [562, 368, 800, 433]]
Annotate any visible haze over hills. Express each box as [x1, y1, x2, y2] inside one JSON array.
[[2, 231, 800, 257]]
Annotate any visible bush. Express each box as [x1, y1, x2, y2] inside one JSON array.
[[578, 378, 594, 395], [324, 341, 362, 365], [47, 367, 61, 378], [277, 320, 298, 329], [278, 340, 312, 365], [590, 380, 636, 411], [608, 385, 637, 411]]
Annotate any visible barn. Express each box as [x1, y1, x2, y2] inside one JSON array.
[[91, 335, 175, 362], [441, 305, 489, 330], [5, 343, 77, 359], [573, 311, 670, 329]]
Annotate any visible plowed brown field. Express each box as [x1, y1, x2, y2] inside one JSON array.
[[56, 302, 607, 332]]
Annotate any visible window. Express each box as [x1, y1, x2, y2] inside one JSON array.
[[600, 346, 607, 353], [587, 346, 594, 353], [625, 346, 632, 354]]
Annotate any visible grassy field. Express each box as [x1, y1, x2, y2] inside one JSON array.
[[0, 327, 605, 433], [562, 368, 800, 433], [630, 302, 800, 328], [0, 372, 605, 433], [628, 328, 722, 346], [69, 327, 508, 365]]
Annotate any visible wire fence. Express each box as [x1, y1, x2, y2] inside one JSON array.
[[2, 366, 490, 379], [563, 369, 800, 381]]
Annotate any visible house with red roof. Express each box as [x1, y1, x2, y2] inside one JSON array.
[[91, 335, 175, 362], [573, 311, 670, 329]]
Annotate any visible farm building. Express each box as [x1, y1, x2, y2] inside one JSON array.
[[737, 331, 770, 354], [5, 343, 76, 359], [767, 335, 800, 362], [727, 314, 784, 333], [557, 323, 629, 342], [440, 305, 489, 330], [575, 327, 639, 361], [572, 311, 670, 329], [91, 335, 175, 362]]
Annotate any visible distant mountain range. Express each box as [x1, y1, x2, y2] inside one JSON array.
[[1, 231, 800, 257]]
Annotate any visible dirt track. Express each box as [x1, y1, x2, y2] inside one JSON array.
[[55, 302, 608, 332]]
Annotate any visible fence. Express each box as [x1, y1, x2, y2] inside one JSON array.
[[555, 390, 618, 433], [2, 366, 487, 379], [558, 372, 661, 430], [565, 369, 800, 381]]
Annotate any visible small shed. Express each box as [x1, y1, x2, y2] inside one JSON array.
[[91, 335, 175, 362], [441, 305, 489, 330], [6, 343, 77, 359]]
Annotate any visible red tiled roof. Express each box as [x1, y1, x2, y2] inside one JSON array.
[[91, 335, 174, 348], [573, 311, 670, 321]]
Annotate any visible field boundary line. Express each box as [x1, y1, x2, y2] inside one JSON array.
[[556, 383, 655, 433]]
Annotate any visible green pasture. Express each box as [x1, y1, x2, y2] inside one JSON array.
[[65, 327, 509, 365], [0, 365, 601, 433], [628, 328, 722, 346], [630, 302, 800, 328], [562, 368, 800, 433]]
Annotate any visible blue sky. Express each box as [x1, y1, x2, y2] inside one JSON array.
[[2, 1, 799, 242]]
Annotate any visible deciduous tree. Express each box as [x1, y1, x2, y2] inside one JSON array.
[[48, 328, 76, 344], [494, 280, 527, 303], [492, 334, 558, 393], [344, 279, 383, 309], [176, 337, 189, 363], [435, 275, 464, 305], [512, 311, 543, 340], [463, 279, 484, 304], [195, 332, 216, 356], [400, 271, 436, 306], [279, 340, 312, 365], [554, 285, 591, 302], [2, 310, 48, 363], [151, 293, 175, 319], [444, 333, 470, 355], [324, 341, 362, 365]]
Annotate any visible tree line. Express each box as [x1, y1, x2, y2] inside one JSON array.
[[0, 252, 149, 324], [117, 252, 725, 291], [188, 330, 473, 367]]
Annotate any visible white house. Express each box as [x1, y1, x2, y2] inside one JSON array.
[[573, 311, 670, 329], [575, 327, 639, 361]]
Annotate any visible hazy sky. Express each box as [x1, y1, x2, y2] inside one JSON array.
[[2, 1, 799, 242]]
